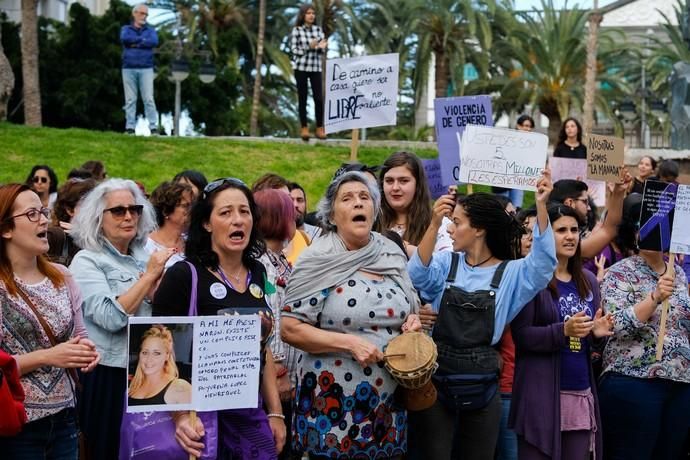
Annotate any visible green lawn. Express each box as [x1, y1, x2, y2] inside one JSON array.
[[0, 122, 534, 209]]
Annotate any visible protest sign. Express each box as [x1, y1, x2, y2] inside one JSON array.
[[422, 158, 445, 199], [670, 184, 690, 254], [324, 53, 399, 134], [549, 157, 606, 207], [126, 315, 261, 413], [434, 95, 492, 186], [457, 125, 548, 191], [639, 180, 678, 252], [586, 134, 625, 182]]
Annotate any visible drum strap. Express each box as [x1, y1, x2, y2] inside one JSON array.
[[446, 253, 509, 289]]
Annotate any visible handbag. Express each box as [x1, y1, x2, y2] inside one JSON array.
[[0, 350, 27, 436], [433, 372, 498, 412], [119, 261, 218, 460]]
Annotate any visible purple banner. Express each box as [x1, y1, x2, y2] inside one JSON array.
[[422, 158, 445, 199], [434, 95, 492, 186], [639, 180, 677, 252]]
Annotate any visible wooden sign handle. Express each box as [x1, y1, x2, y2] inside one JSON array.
[[655, 253, 676, 361], [466, 184, 474, 195], [189, 411, 198, 460], [350, 129, 360, 162]]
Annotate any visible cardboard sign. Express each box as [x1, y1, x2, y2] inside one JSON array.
[[324, 53, 399, 134], [434, 95, 492, 186], [126, 315, 261, 413], [457, 125, 548, 191], [422, 158, 445, 199], [549, 157, 606, 207], [586, 134, 625, 182], [670, 184, 690, 254], [639, 180, 678, 252]]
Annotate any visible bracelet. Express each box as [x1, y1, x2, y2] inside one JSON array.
[[267, 413, 285, 420]]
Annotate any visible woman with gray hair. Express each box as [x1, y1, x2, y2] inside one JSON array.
[[69, 178, 174, 460], [281, 171, 422, 459]]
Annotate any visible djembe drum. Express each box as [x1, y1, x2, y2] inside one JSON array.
[[383, 332, 438, 411]]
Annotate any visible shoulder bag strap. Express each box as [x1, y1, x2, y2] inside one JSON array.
[[446, 252, 460, 284], [14, 286, 81, 390], [185, 261, 199, 316], [489, 260, 510, 289]]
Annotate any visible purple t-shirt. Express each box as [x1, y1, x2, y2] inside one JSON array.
[[556, 279, 592, 391]]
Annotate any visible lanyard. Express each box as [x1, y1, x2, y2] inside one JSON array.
[[217, 266, 252, 291]]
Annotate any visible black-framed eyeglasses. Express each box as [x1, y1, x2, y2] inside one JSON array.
[[8, 207, 51, 223], [32, 176, 48, 184], [574, 198, 590, 206], [203, 177, 246, 199], [104, 205, 144, 219]]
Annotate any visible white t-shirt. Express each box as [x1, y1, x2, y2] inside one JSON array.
[[144, 237, 185, 270]]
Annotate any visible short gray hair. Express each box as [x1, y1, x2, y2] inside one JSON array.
[[70, 178, 157, 252], [316, 171, 381, 232], [132, 3, 148, 14]]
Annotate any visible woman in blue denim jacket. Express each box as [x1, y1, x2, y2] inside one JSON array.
[[69, 178, 174, 460]]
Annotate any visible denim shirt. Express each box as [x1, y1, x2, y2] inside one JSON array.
[[69, 239, 151, 368]]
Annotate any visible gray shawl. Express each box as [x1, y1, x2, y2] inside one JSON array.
[[284, 231, 420, 313]]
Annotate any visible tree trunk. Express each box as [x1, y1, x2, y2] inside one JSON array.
[[0, 23, 16, 121], [434, 49, 449, 99], [249, 0, 266, 136], [546, 112, 562, 147], [21, 0, 41, 126], [582, 5, 602, 136]]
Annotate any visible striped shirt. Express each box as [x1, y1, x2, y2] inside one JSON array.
[[290, 25, 325, 72]]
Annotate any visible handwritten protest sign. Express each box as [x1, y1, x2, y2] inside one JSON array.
[[324, 53, 399, 134], [586, 134, 625, 182], [422, 158, 445, 199], [193, 315, 261, 411], [126, 315, 261, 413], [434, 95, 492, 186], [639, 180, 677, 252], [670, 184, 690, 254], [549, 157, 606, 207], [457, 125, 548, 191]]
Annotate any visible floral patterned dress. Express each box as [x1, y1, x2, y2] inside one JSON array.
[[282, 272, 412, 459]]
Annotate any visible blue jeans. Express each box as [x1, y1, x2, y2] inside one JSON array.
[[122, 67, 158, 130], [495, 393, 517, 460], [599, 372, 690, 460], [0, 408, 78, 459]]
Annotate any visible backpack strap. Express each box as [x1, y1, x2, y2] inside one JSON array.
[[446, 252, 460, 284], [185, 261, 198, 316], [489, 260, 510, 289]]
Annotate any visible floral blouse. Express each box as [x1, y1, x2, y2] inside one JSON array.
[[600, 255, 690, 383]]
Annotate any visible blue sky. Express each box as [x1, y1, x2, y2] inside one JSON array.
[[514, 0, 618, 9]]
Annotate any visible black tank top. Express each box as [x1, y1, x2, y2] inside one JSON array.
[[128, 379, 173, 406]]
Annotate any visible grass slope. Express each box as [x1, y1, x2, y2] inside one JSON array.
[[0, 122, 533, 209]]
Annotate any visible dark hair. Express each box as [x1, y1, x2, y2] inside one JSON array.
[[546, 204, 591, 299], [173, 170, 208, 194], [252, 173, 290, 193], [657, 159, 679, 181], [185, 181, 265, 269], [53, 178, 97, 224], [615, 193, 642, 256], [80, 160, 106, 180], [557, 117, 583, 145], [254, 189, 295, 241], [456, 192, 523, 260], [516, 114, 535, 128], [639, 155, 658, 171], [493, 194, 513, 211], [149, 181, 193, 227], [288, 182, 305, 195], [550, 179, 588, 204], [295, 3, 316, 27], [377, 151, 432, 245], [67, 168, 94, 180], [516, 206, 537, 225], [26, 165, 58, 194]]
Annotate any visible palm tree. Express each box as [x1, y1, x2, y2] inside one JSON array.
[[249, 0, 266, 136], [0, 22, 15, 121], [20, 0, 41, 126]]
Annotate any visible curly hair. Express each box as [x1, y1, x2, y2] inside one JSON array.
[[149, 181, 194, 227], [317, 171, 381, 232], [53, 178, 97, 224]]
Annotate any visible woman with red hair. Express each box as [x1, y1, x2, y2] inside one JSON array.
[[0, 183, 99, 459]]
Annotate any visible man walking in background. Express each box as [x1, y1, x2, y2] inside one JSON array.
[[121, 4, 159, 135]]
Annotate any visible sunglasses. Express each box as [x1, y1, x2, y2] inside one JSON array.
[[33, 176, 49, 184], [7, 207, 51, 223], [104, 205, 144, 219], [203, 177, 246, 199]]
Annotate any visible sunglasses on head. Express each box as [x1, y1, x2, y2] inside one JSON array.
[[33, 176, 48, 184], [104, 205, 144, 218], [203, 177, 246, 199]]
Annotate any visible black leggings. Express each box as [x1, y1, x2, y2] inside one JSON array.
[[295, 70, 324, 128]]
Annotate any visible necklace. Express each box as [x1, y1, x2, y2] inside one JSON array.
[[466, 254, 493, 268], [217, 265, 246, 290]]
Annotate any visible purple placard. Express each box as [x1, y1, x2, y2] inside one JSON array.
[[434, 95, 492, 186], [639, 180, 677, 252], [422, 158, 445, 199]]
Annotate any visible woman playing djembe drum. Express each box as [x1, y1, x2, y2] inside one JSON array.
[[281, 171, 422, 460]]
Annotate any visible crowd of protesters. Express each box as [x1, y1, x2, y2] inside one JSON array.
[[0, 138, 689, 460]]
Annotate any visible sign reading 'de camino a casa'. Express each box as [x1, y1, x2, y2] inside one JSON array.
[[324, 53, 399, 134], [434, 95, 492, 186]]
